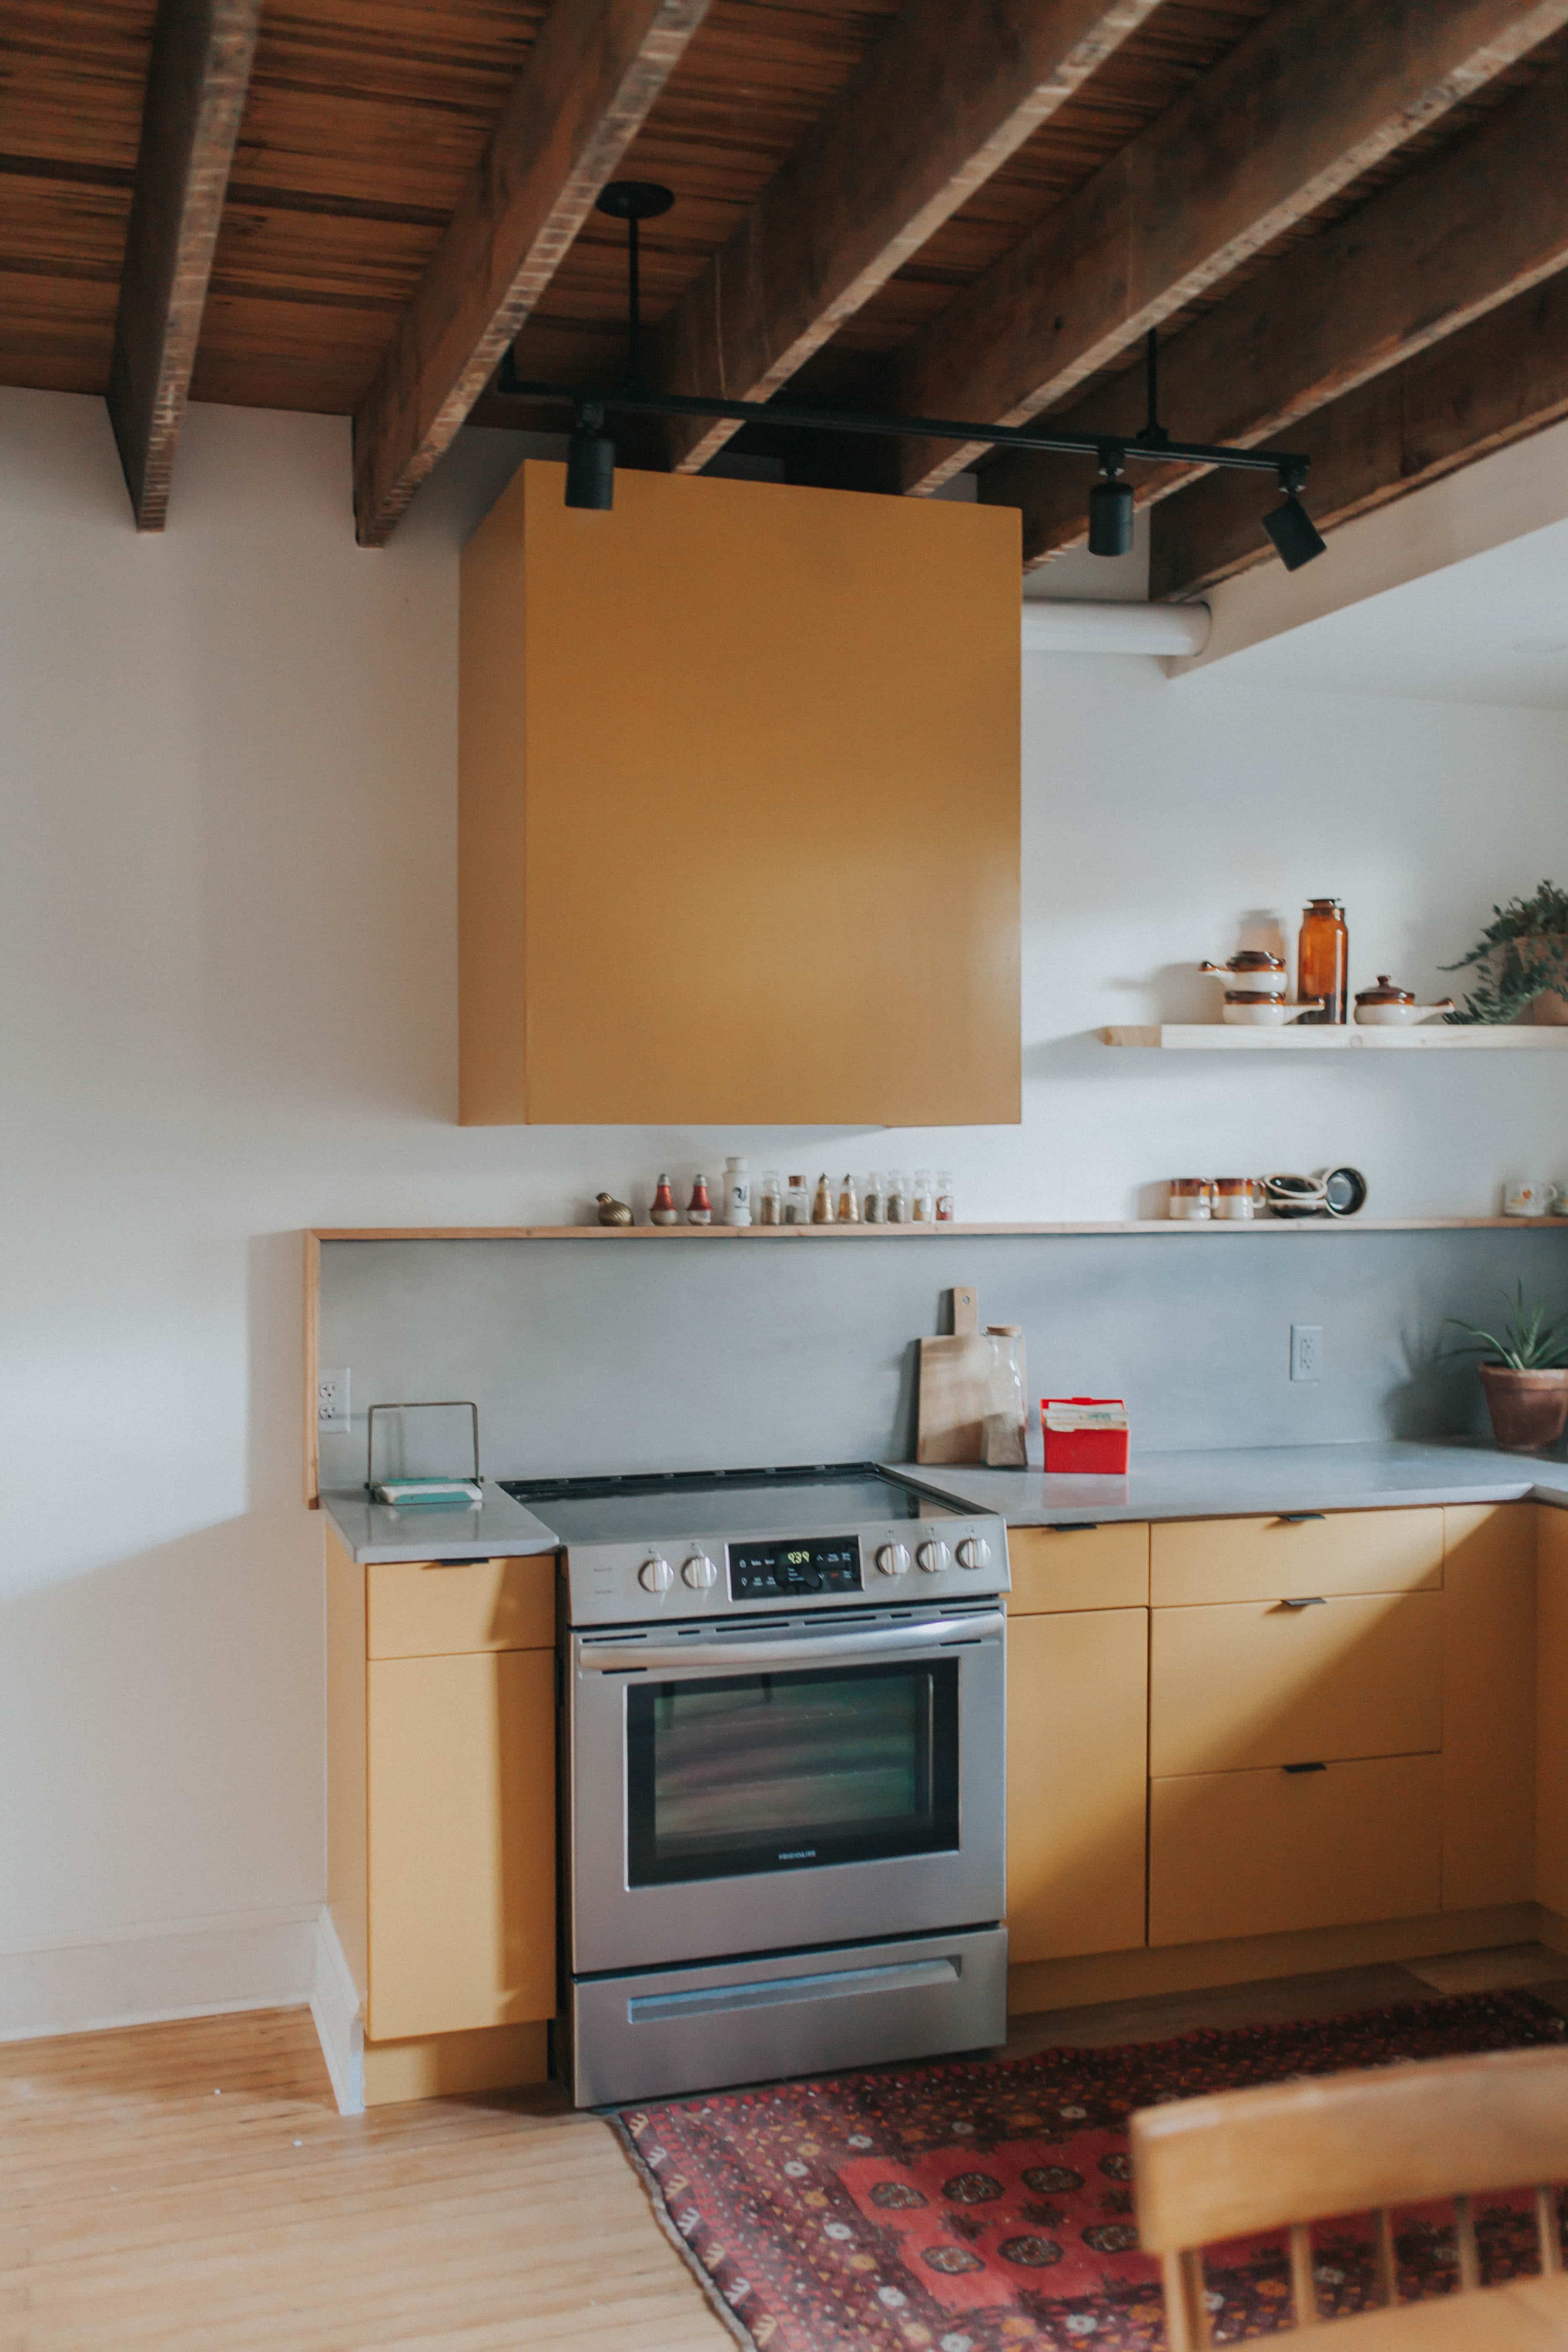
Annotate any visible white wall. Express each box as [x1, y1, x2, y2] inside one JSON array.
[[4, 387, 1568, 2024]]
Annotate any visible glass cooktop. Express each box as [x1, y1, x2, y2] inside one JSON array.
[[499, 1461, 966, 1546]]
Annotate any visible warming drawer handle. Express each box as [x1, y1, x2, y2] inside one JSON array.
[[1280, 1595, 1328, 1609], [1045, 1522, 1101, 1533], [1283, 1761, 1328, 1774], [578, 1611, 1005, 1673], [627, 1955, 960, 2024], [1278, 1513, 1326, 1524]]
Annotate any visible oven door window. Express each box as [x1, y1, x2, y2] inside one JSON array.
[[625, 1658, 960, 1887]]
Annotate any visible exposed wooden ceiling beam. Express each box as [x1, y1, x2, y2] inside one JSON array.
[[652, 0, 1168, 477], [981, 59, 1568, 564], [887, 0, 1568, 497], [107, 0, 262, 531], [1147, 272, 1568, 601], [352, 0, 711, 549]]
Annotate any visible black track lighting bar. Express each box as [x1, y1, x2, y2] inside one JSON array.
[[499, 357, 1309, 485]]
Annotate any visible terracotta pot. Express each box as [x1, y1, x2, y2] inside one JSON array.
[[1478, 1362, 1568, 1452], [1533, 989, 1568, 1026]]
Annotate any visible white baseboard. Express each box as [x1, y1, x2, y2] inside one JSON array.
[[0, 1904, 319, 2043], [309, 1906, 364, 2115]]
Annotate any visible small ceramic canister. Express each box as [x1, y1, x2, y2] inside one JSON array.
[[1169, 1178, 1213, 1221], [1213, 1177, 1260, 1221], [1504, 1178, 1560, 1217]]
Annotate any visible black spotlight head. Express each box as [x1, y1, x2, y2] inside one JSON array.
[[1088, 475, 1134, 558], [565, 427, 615, 511], [1262, 490, 1326, 571], [595, 181, 675, 222]]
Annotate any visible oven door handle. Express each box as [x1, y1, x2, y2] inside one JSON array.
[[577, 1611, 1005, 1673]]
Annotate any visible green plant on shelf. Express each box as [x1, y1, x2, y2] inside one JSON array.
[[1444, 1282, 1568, 1370], [1442, 879, 1568, 1023]]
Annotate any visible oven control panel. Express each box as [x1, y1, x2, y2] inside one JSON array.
[[729, 1535, 862, 1601], [564, 1511, 1010, 1627]]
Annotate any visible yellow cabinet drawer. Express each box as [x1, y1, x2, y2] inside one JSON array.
[[1007, 1608, 1148, 1961], [1149, 1754, 1442, 1947], [367, 1650, 556, 2040], [1007, 1523, 1149, 1614], [1150, 1509, 1443, 1606], [1150, 1591, 1442, 1775], [367, 1554, 556, 1659]]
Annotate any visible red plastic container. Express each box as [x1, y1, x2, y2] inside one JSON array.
[[1041, 1397, 1130, 1475]]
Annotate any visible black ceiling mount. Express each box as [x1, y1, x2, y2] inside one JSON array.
[[594, 181, 676, 222], [497, 184, 1325, 566]]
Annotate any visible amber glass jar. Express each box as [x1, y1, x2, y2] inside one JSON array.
[[1297, 898, 1348, 1024]]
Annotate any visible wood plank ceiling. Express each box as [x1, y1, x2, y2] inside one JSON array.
[[4, 0, 1566, 587]]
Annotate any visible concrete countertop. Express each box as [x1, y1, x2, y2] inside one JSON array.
[[891, 1439, 1568, 1527], [320, 1484, 560, 1564]]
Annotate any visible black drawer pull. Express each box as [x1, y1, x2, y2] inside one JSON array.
[[1278, 1513, 1326, 1525], [1280, 1595, 1327, 1609], [1044, 1522, 1101, 1533], [1283, 1761, 1327, 1774]]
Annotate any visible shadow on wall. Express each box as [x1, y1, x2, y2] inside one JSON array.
[[0, 1508, 325, 1953]]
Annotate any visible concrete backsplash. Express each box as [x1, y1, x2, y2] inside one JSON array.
[[316, 1228, 1568, 1484]]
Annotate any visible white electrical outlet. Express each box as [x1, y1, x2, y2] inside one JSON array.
[[317, 1367, 351, 1436], [1290, 1325, 1323, 1383]]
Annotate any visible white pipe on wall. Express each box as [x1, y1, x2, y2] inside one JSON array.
[[1021, 599, 1212, 656]]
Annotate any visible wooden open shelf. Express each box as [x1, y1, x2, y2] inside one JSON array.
[[312, 1219, 1563, 1241], [1103, 1024, 1568, 1050]]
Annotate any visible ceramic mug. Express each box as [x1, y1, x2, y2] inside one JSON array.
[[1504, 1178, 1560, 1217]]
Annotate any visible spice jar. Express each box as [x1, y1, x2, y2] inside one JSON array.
[[912, 1169, 935, 1222], [1297, 898, 1348, 1024], [935, 1171, 955, 1223], [838, 1173, 860, 1224], [650, 1173, 678, 1227], [1212, 1176, 1259, 1222], [811, 1173, 835, 1224], [757, 1170, 782, 1225], [783, 1174, 810, 1225], [687, 1173, 713, 1225], [1168, 1177, 1212, 1222], [723, 1156, 751, 1226], [886, 1171, 909, 1223], [862, 1171, 884, 1225]]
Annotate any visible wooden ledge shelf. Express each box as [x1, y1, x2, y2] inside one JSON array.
[[312, 1219, 1565, 1241], [1103, 1024, 1568, 1050]]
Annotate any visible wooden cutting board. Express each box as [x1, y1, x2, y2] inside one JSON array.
[[916, 1286, 991, 1464]]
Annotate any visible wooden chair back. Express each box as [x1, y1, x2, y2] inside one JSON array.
[[1130, 2042, 1568, 2345]]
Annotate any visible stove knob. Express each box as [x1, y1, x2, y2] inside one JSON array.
[[955, 1537, 991, 1572], [874, 1543, 910, 1577], [916, 1540, 950, 1574], [682, 1554, 718, 1590], [638, 1555, 673, 1594]]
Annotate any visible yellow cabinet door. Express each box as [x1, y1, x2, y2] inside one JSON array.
[[1149, 1755, 1443, 1947], [1539, 1508, 1568, 1916], [1150, 1592, 1442, 1777], [366, 1649, 556, 2043], [1007, 1607, 1148, 1963], [1151, 1510, 1444, 1607], [1443, 1505, 1536, 1911], [1007, 1524, 1149, 1615], [367, 1553, 556, 1659]]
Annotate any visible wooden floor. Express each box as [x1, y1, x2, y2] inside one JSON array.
[[7, 1949, 1568, 2351]]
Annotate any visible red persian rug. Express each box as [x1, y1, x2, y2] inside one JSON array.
[[611, 1991, 1567, 2352]]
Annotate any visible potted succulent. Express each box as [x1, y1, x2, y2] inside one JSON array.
[[1446, 1283, 1568, 1451], [1442, 880, 1568, 1024]]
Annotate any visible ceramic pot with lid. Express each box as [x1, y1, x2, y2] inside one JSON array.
[[1222, 994, 1326, 1026], [1352, 975, 1457, 1026], [1200, 951, 1289, 998]]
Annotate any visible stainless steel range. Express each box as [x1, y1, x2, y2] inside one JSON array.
[[501, 1461, 1010, 2109]]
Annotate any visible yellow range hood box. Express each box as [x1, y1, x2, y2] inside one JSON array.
[[459, 461, 1021, 1127]]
